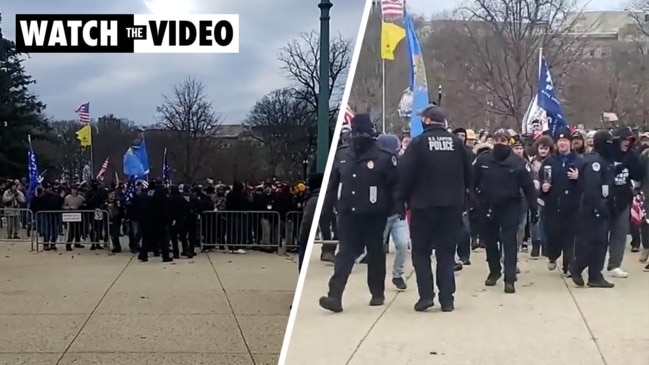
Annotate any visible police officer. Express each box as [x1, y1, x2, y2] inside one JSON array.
[[319, 114, 401, 313], [184, 187, 200, 257], [169, 185, 190, 259], [138, 179, 173, 263], [398, 105, 471, 312], [539, 127, 583, 276], [473, 129, 538, 293], [568, 131, 615, 288]]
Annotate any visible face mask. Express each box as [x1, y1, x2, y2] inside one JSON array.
[[492, 144, 510, 160], [352, 136, 373, 153]]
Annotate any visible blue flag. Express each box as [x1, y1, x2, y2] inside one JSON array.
[[123, 147, 145, 178], [132, 134, 150, 177], [162, 147, 171, 185], [27, 135, 40, 202], [537, 56, 567, 136], [404, 12, 429, 138]]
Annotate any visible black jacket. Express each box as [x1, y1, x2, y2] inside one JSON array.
[[399, 125, 471, 208], [325, 143, 398, 216], [539, 152, 583, 213], [611, 127, 645, 211]]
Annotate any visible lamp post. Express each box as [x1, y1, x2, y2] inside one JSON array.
[[316, 0, 332, 173], [302, 158, 309, 180]]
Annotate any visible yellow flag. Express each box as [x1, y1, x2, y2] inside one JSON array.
[[381, 22, 406, 60], [76, 125, 92, 147]]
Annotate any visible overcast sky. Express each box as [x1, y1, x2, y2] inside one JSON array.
[[3, 0, 367, 125], [407, 0, 628, 18]]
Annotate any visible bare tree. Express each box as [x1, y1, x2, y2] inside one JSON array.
[[155, 77, 222, 182], [627, 0, 649, 37], [277, 30, 352, 128], [42, 120, 86, 179], [244, 88, 314, 176], [442, 0, 592, 127]]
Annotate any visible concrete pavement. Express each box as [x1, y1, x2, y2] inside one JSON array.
[[284, 245, 649, 365], [0, 239, 297, 365]]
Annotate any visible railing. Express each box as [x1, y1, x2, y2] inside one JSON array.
[[0, 208, 307, 256], [0, 208, 35, 247], [34, 210, 112, 253], [198, 210, 282, 253], [282, 211, 303, 254]]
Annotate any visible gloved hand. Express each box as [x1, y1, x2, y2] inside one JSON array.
[[529, 208, 540, 224]]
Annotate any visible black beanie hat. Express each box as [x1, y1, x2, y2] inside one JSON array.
[[350, 114, 375, 137], [307, 173, 324, 190]]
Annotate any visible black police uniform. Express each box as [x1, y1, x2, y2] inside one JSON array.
[[473, 145, 537, 293], [398, 124, 471, 311], [539, 149, 583, 274], [320, 142, 399, 312], [569, 150, 615, 287], [169, 187, 191, 259], [138, 184, 173, 262]]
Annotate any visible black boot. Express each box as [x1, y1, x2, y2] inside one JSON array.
[[319, 296, 343, 313]]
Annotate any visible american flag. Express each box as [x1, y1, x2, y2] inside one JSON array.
[[124, 176, 136, 202], [381, 0, 404, 18], [96, 157, 109, 180], [343, 105, 354, 126], [75, 102, 90, 124]]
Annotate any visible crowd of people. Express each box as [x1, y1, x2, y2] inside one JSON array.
[[312, 105, 649, 313], [0, 177, 309, 261]]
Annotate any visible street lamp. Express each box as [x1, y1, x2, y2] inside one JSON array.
[[316, 0, 332, 173], [302, 158, 309, 180]]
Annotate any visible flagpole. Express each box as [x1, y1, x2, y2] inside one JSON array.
[[382, 59, 386, 133]]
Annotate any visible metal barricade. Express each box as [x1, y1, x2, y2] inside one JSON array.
[[199, 210, 282, 253], [0, 208, 35, 247], [34, 210, 112, 253], [283, 211, 303, 254]]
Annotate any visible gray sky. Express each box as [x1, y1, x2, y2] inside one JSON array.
[[407, 0, 628, 18], [4, 0, 366, 125]]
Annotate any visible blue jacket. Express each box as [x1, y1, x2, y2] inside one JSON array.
[[539, 152, 583, 213]]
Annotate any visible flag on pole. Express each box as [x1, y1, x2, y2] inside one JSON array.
[[132, 132, 150, 177], [74, 102, 90, 124], [537, 55, 567, 136], [380, 0, 405, 60], [521, 49, 567, 137], [404, 11, 429, 137], [162, 148, 171, 185], [381, 0, 404, 18], [343, 105, 354, 126], [123, 147, 145, 178], [124, 176, 137, 202], [27, 135, 40, 201], [96, 157, 109, 180], [381, 22, 406, 60], [76, 125, 92, 146]]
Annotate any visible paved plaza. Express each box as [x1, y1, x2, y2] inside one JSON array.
[[0, 239, 297, 365], [285, 245, 649, 365]]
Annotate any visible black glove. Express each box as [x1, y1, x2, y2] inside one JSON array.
[[529, 208, 539, 224]]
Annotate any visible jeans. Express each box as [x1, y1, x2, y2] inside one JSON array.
[[607, 206, 630, 270], [382, 215, 409, 278]]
